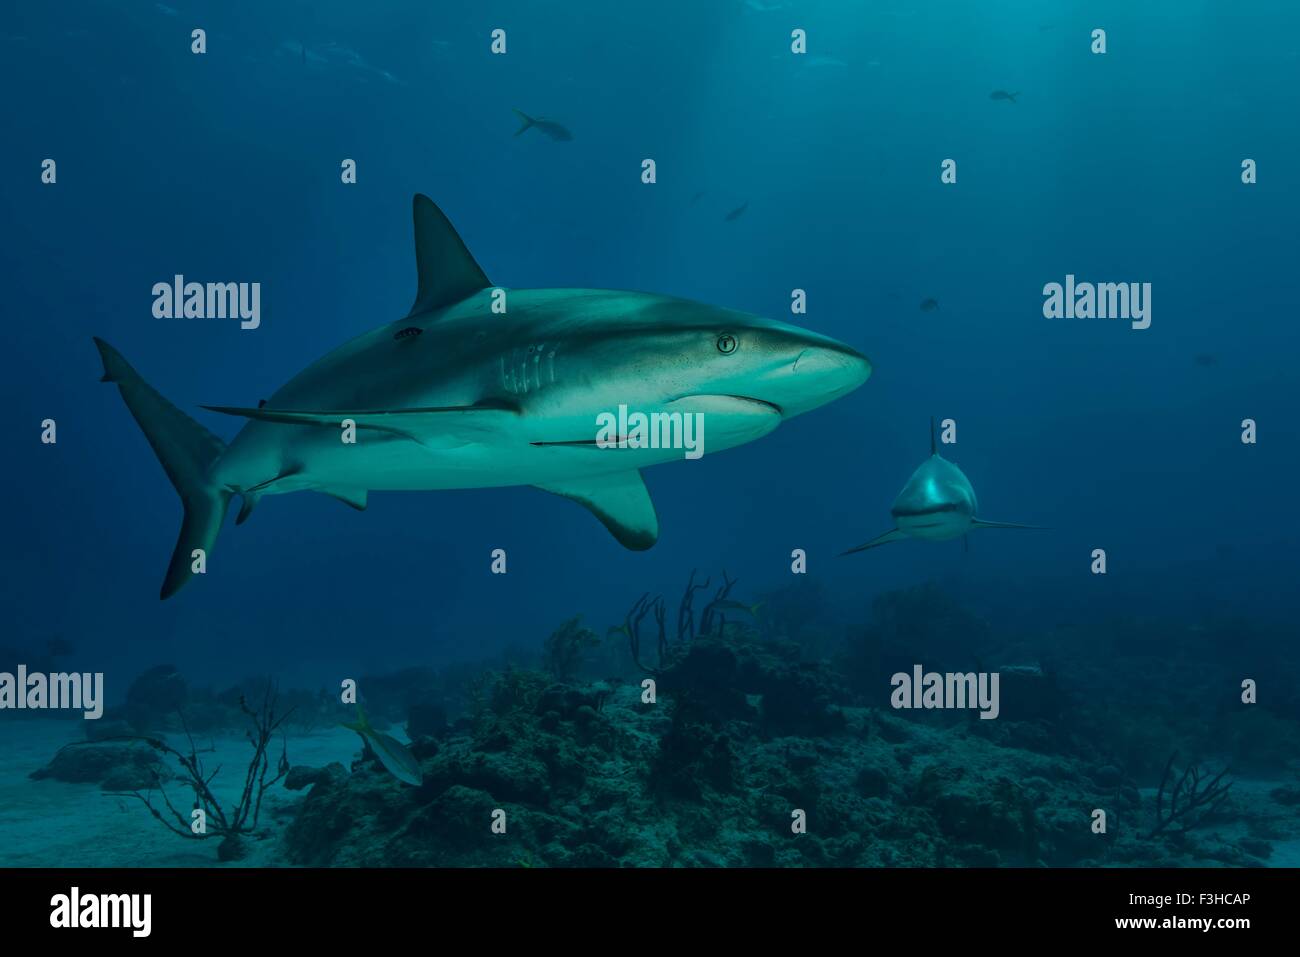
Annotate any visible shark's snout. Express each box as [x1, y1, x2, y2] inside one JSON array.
[[766, 334, 871, 417], [791, 339, 871, 381]]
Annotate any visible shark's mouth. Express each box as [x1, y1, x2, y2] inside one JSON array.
[[667, 393, 784, 417], [893, 503, 963, 518], [530, 394, 782, 449]]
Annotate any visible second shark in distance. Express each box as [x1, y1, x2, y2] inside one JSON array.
[[842, 419, 1043, 554]]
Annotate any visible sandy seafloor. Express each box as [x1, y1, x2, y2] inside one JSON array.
[[0, 717, 359, 867]]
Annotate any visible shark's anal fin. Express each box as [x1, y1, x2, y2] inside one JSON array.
[[840, 528, 908, 556], [236, 492, 260, 525], [408, 194, 490, 317], [971, 519, 1047, 531], [535, 471, 659, 550]]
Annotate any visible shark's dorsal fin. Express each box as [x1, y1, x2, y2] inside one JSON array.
[[929, 416, 936, 455], [408, 194, 490, 317], [535, 471, 659, 550]]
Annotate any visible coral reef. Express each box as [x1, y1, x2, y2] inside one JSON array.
[[274, 578, 1295, 867], [29, 578, 1291, 868], [31, 741, 169, 792]]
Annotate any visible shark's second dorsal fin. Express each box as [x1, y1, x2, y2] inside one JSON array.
[[929, 416, 936, 455], [408, 194, 490, 317]]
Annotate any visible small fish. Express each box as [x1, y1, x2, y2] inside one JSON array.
[[919, 298, 939, 312], [990, 90, 1019, 103], [342, 704, 422, 786], [1194, 353, 1218, 367], [689, 190, 706, 206], [513, 109, 573, 142], [46, 637, 75, 657], [711, 599, 764, 618], [724, 202, 749, 222]]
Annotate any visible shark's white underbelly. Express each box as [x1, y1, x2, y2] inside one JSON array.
[[305, 439, 692, 491], [216, 407, 776, 495]]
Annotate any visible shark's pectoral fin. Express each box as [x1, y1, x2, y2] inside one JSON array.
[[971, 519, 1047, 531], [535, 471, 659, 550], [318, 487, 368, 511], [840, 528, 908, 556]]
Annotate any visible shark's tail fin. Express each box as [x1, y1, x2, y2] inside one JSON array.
[[1007, 92, 1019, 103], [93, 338, 230, 600], [512, 108, 535, 136]]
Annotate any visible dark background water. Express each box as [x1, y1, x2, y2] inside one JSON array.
[[2, 0, 1296, 693]]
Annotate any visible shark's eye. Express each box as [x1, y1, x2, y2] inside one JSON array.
[[716, 334, 738, 355]]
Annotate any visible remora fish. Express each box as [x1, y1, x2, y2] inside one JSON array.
[[342, 705, 422, 786], [841, 418, 1043, 553], [95, 194, 871, 597]]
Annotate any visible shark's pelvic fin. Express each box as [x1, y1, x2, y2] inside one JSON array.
[[318, 487, 368, 511], [971, 518, 1047, 531], [535, 471, 659, 550], [408, 194, 491, 317], [840, 528, 909, 556], [93, 338, 231, 600]]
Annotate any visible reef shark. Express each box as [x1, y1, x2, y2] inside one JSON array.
[[841, 419, 1041, 554], [96, 194, 871, 598]]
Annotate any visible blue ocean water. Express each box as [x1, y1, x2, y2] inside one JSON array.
[[1, 0, 1297, 868]]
